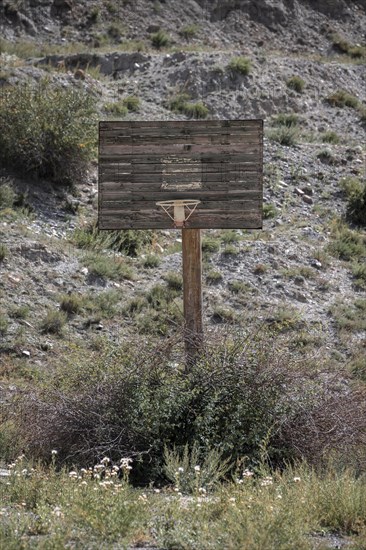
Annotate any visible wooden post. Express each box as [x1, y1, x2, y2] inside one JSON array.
[[182, 228, 203, 365]]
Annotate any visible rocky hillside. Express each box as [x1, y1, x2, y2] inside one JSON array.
[[0, 0, 365, 387]]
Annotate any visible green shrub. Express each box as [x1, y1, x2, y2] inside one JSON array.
[[14, 328, 366, 479], [82, 252, 135, 281], [105, 1, 118, 14], [0, 179, 16, 208], [168, 93, 209, 119], [326, 90, 359, 109], [263, 203, 278, 219], [60, 293, 83, 315], [286, 76, 305, 93], [339, 177, 366, 227], [142, 254, 160, 268], [253, 263, 268, 275], [0, 81, 97, 185], [330, 299, 366, 332], [206, 270, 223, 284], [268, 126, 298, 146], [228, 56, 251, 76], [317, 148, 335, 164], [272, 113, 299, 127], [330, 32, 366, 59], [221, 230, 239, 244], [107, 22, 125, 40], [151, 29, 170, 49], [212, 305, 237, 324], [104, 101, 128, 116], [40, 310, 67, 335], [163, 272, 183, 291], [329, 225, 366, 261], [73, 223, 153, 256], [352, 262, 366, 287], [228, 280, 251, 294], [321, 131, 340, 144], [122, 95, 140, 112], [202, 237, 220, 253], [180, 24, 199, 41], [0, 244, 7, 262], [221, 244, 238, 256], [359, 105, 366, 123], [8, 305, 29, 319], [183, 102, 209, 119], [0, 313, 8, 335]]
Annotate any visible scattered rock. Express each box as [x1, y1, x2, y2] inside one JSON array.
[[302, 195, 314, 205]]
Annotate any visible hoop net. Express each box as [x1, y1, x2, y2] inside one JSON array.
[[156, 199, 200, 228]]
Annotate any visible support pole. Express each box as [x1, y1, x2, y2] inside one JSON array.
[[182, 228, 203, 365]]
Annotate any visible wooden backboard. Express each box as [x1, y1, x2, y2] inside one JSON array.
[[98, 120, 263, 230]]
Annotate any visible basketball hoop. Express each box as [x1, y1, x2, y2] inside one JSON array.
[[156, 199, 200, 228]]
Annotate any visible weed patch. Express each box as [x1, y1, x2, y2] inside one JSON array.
[[286, 76, 305, 93], [167, 93, 209, 118], [11, 328, 366, 480], [228, 56, 252, 76], [0, 81, 97, 185], [339, 176, 366, 227], [326, 90, 359, 109]]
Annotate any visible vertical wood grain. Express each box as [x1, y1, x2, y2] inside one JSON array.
[[182, 228, 203, 365]]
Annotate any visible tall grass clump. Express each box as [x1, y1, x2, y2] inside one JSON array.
[[151, 29, 170, 49], [73, 221, 153, 256], [11, 327, 366, 482], [228, 56, 252, 76], [330, 32, 366, 59], [0, 80, 97, 185], [168, 93, 209, 119], [339, 176, 366, 227], [326, 89, 359, 109], [286, 75, 305, 93]]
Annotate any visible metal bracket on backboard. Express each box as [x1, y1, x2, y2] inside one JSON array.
[[156, 199, 201, 228]]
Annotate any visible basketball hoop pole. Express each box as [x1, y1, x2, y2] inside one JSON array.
[[182, 228, 203, 365]]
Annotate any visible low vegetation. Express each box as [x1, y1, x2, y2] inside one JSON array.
[[326, 89, 359, 109], [151, 29, 170, 49], [228, 56, 252, 76], [1, 458, 366, 549], [330, 32, 366, 59], [0, 80, 97, 186], [4, 327, 365, 479], [168, 93, 209, 118], [72, 222, 153, 256], [339, 176, 366, 227], [286, 75, 305, 93]]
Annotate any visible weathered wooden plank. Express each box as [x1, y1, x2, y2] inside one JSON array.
[[99, 153, 261, 164], [100, 133, 262, 146], [100, 183, 261, 194], [100, 190, 261, 202], [100, 143, 261, 156], [100, 163, 261, 175], [99, 120, 262, 132], [100, 199, 261, 212], [99, 171, 261, 185], [99, 211, 262, 230]]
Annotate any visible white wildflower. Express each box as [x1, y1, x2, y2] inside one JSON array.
[[194, 465, 201, 472], [260, 476, 273, 487]]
